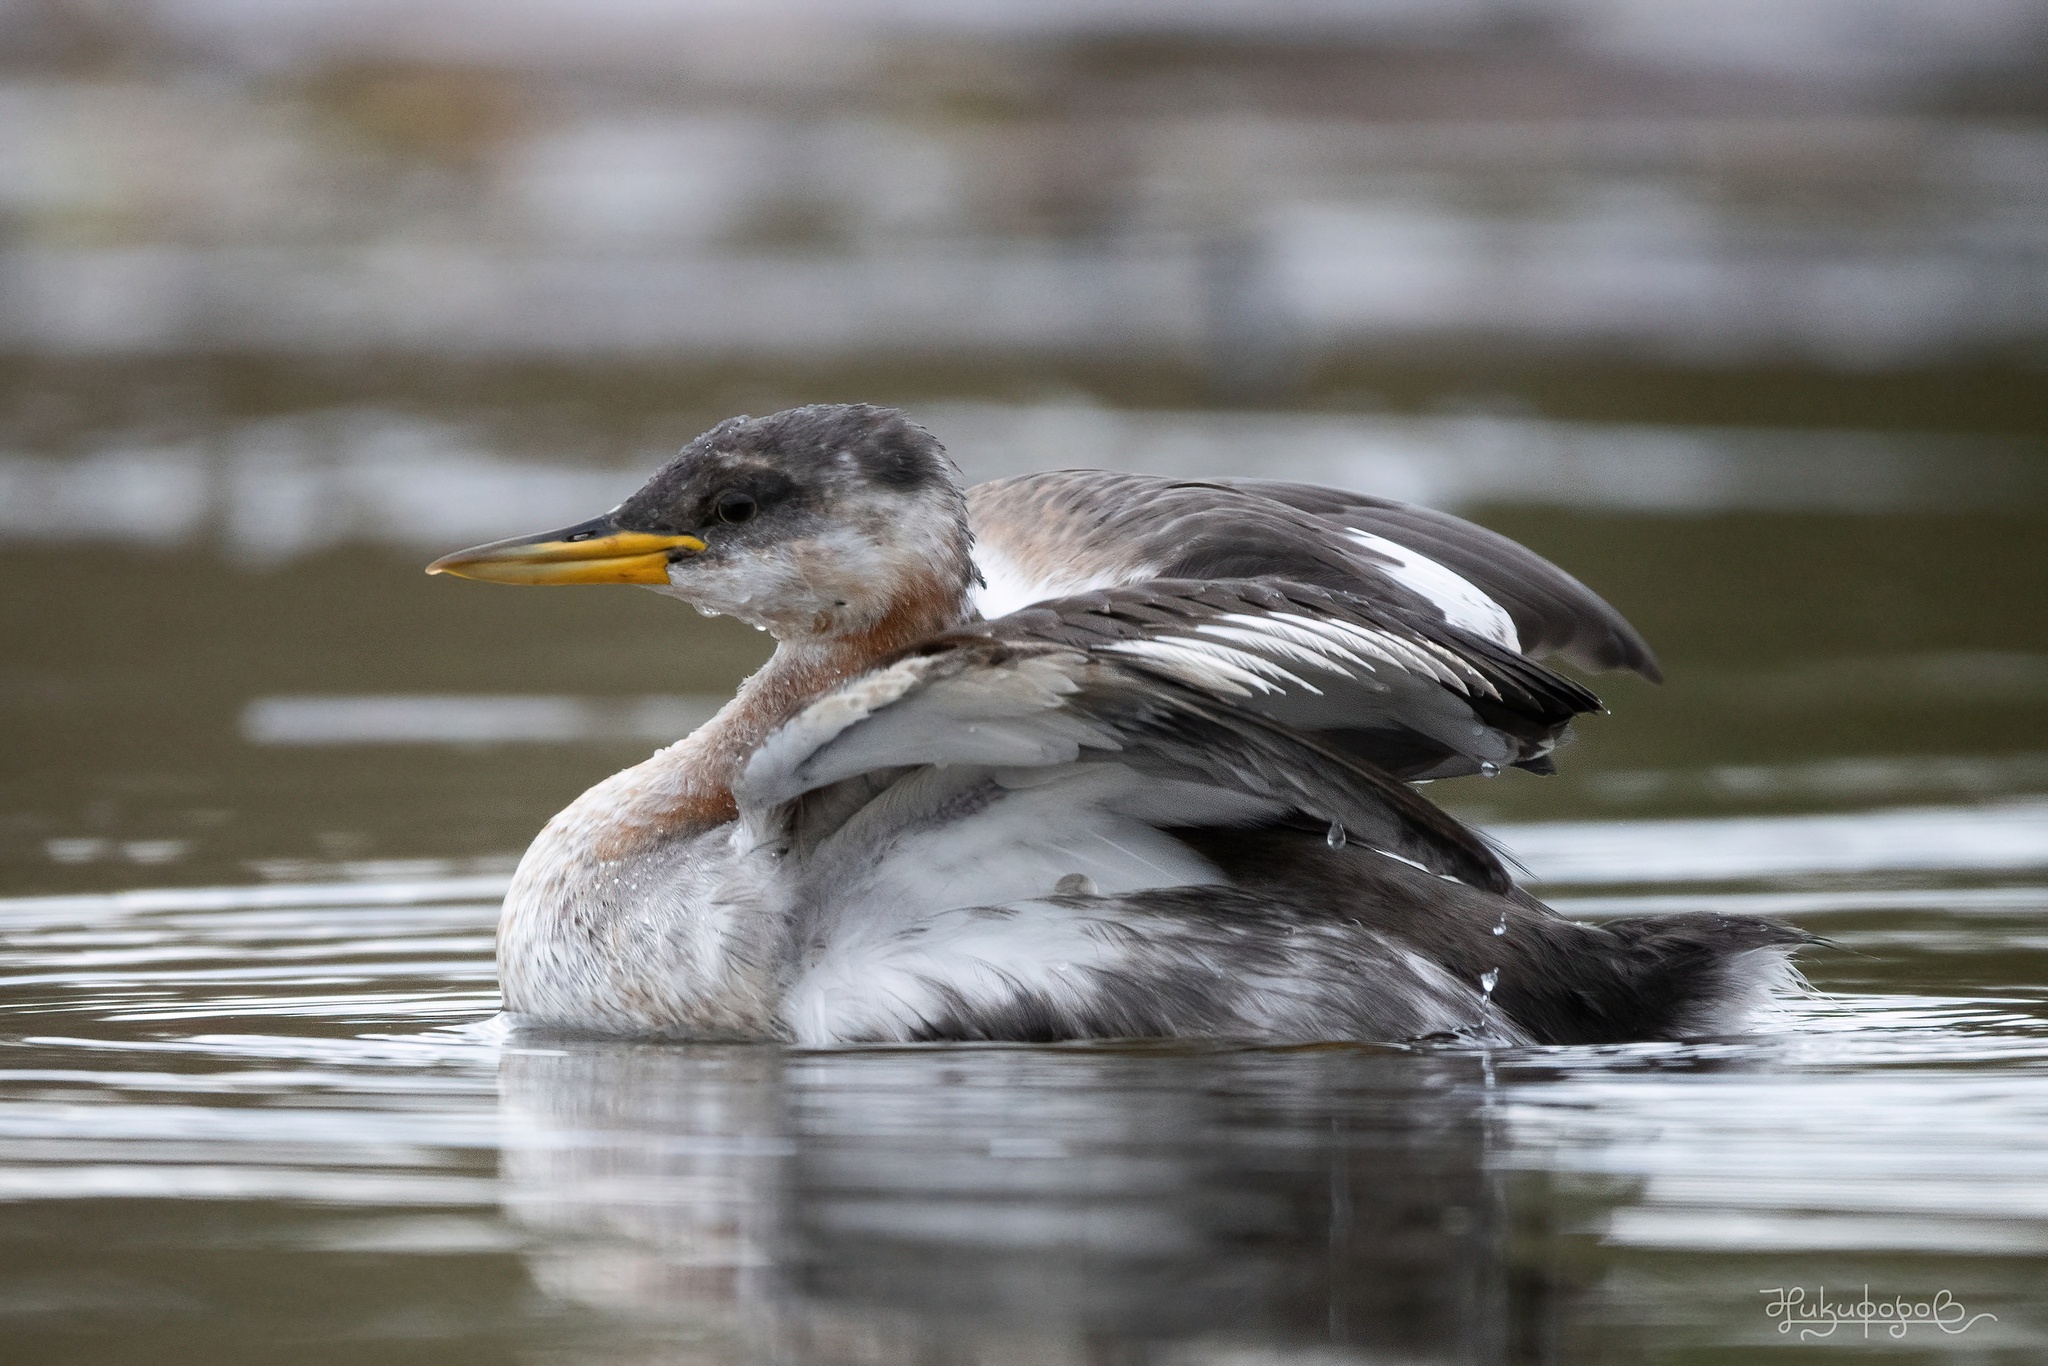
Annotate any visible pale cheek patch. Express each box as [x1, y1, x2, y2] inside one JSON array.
[[661, 528, 909, 628], [660, 557, 811, 623]]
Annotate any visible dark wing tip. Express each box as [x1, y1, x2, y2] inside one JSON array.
[[1568, 623, 1663, 684]]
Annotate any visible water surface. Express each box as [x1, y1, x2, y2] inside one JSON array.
[[5, 421, 2046, 1361]]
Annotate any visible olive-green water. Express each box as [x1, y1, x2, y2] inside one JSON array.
[[3, 357, 2046, 1364]]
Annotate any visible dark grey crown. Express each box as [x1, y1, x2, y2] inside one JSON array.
[[615, 403, 952, 532]]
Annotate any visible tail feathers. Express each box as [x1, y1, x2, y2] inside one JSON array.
[[1183, 829, 1813, 1045], [1508, 911, 1815, 1044]]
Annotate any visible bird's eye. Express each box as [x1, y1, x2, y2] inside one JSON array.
[[715, 491, 758, 525]]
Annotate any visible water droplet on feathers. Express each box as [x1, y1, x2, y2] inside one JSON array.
[[1326, 822, 1346, 849]]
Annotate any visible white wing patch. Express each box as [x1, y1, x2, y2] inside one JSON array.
[[1099, 637, 1303, 697], [1345, 530, 1520, 652], [1103, 609, 1499, 702], [970, 542, 1155, 622]]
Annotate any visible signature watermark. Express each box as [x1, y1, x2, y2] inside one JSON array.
[[1762, 1286, 1997, 1340]]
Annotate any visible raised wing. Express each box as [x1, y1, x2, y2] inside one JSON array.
[[737, 631, 1511, 893], [1221, 478, 1661, 679], [729, 582, 1787, 1049], [966, 470, 1659, 680], [975, 577, 1600, 781]]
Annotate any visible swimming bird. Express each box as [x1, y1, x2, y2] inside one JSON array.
[[428, 403, 1803, 1045]]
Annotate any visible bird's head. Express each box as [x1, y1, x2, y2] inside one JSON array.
[[428, 404, 974, 642]]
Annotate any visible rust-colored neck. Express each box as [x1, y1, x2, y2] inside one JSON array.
[[592, 571, 969, 856]]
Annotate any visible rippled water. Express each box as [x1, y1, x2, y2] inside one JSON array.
[[6, 796, 2048, 1361]]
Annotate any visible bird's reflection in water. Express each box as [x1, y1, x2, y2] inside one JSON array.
[[498, 1040, 1612, 1364]]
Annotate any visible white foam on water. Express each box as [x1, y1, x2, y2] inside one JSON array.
[[1495, 799, 2048, 887]]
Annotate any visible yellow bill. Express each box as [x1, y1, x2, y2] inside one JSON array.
[[426, 517, 705, 586]]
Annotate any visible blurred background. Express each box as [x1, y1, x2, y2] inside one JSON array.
[[6, 7, 2048, 1365], [2, 0, 2046, 885]]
